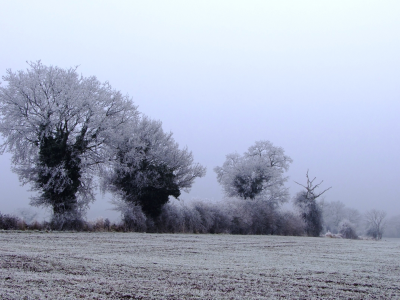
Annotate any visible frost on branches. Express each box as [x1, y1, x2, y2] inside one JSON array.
[[103, 116, 206, 219], [293, 171, 331, 237], [0, 61, 137, 225], [214, 140, 292, 206]]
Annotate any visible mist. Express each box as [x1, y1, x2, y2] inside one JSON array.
[[1, 1, 399, 222]]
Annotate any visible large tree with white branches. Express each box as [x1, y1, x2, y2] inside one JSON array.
[[0, 62, 137, 224], [103, 116, 206, 219], [214, 140, 292, 206]]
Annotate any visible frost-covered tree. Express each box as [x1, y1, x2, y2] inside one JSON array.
[[364, 209, 386, 240], [385, 215, 400, 238], [0, 62, 137, 224], [214, 140, 292, 206], [320, 200, 345, 233], [321, 200, 361, 233], [103, 116, 206, 219], [293, 171, 331, 237]]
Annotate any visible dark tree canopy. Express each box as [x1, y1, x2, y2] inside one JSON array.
[[104, 117, 206, 219], [233, 166, 268, 200], [112, 160, 181, 219], [37, 128, 82, 215]]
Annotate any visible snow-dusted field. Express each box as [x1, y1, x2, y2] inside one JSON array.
[[1, 232, 399, 299]]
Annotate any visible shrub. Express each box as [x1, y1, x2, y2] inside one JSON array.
[[104, 218, 111, 231], [122, 205, 147, 232], [338, 219, 358, 239], [153, 199, 306, 236], [276, 211, 306, 236], [0, 212, 20, 230], [28, 221, 43, 231], [50, 212, 85, 231]]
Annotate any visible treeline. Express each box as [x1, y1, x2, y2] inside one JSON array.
[[1, 62, 397, 239], [0, 201, 304, 235], [321, 201, 399, 239], [3, 201, 399, 239], [128, 200, 305, 235], [0, 62, 205, 226]]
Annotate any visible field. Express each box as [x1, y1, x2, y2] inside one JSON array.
[[1, 232, 399, 299]]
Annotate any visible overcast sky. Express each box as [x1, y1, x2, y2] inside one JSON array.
[[1, 1, 399, 221]]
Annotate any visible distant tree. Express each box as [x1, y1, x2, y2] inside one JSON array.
[[293, 171, 331, 237], [344, 207, 362, 231], [0, 61, 137, 225], [103, 117, 206, 219], [321, 200, 361, 233], [365, 209, 387, 240], [214, 140, 292, 206], [16, 208, 38, 225], [384, 215, 400, 238], [320, 200, 345, 233]]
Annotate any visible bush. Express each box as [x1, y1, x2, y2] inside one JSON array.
[[338, 219, 358, 239], [191, 201, 231, 234], [0, 198, 319, 235], [0, 212, 20, 230], [28, 220, 44, 231], [122, 205, 147, 232], [89, 218, 113, 232], [50, 212, 86, 231], [152, 199, 306, 236], [276, 211, 306, 236], [227, 199, 276, 235], [104, 218, 111, 231]]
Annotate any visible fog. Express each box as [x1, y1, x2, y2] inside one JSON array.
[[1, 1, 399, 221]]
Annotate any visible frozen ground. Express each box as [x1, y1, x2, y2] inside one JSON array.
[[1, 232, 399, 299]]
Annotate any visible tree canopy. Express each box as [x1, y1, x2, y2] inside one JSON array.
[[0, 61, 137, 221], [102, 116, 206, 219], [0, 62, 208, 224], [214, 140, 292, 206]]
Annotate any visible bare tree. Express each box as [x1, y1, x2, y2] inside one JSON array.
[[364, 209, 387, 240], [293, 170, 331, 237], [385, 215, 400, 238], [320, 200, 345, 233], [321, 200, 361, 234]]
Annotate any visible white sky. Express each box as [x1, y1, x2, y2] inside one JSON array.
[[1, 1, 399, 221]]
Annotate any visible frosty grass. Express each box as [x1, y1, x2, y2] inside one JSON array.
[[1, 232, 399, 299]]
